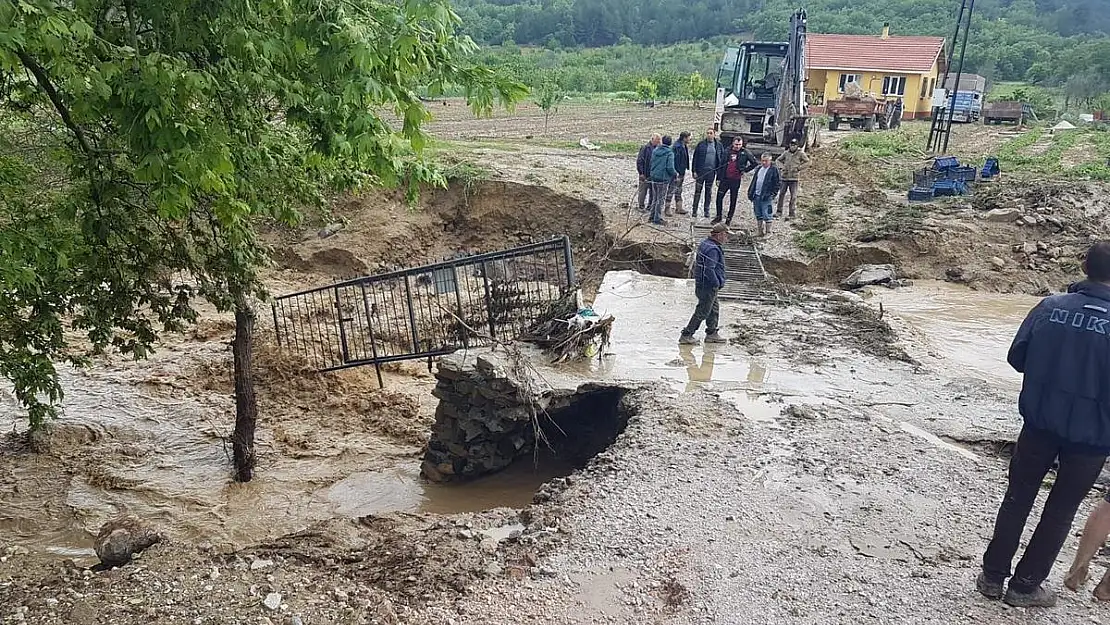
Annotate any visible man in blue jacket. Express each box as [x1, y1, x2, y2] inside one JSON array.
[[679, 223, 729, 345], [666, 131, 692, 217], [979, 241, 1110, 608], [649, 135, 678, 226], [747, 153, 782, 237]]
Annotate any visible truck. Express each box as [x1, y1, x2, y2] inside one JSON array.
[[715, 9, 818, 155], [826, 96, 903, 131], [982, 101, 1035, 125], [948, 91, 982, 123]]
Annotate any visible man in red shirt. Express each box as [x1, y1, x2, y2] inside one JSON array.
[[713, 137, 758, 226]]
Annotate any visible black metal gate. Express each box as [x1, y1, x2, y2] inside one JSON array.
[[271, 237, 576, 381]]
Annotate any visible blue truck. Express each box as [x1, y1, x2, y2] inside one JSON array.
[[942, 74, 986, 123]]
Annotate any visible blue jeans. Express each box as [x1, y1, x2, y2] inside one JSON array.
[[649, 181, 669, 223], [753, 197, 774, 222]]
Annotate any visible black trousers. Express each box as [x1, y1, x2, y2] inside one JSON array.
[[982, 425, 1107, 593], [716, 178, 741, 222]]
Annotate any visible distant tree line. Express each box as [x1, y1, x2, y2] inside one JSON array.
[[453, 0, 1110, 91]]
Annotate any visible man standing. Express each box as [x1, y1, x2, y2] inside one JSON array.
[[636, 134, 661, 211], [748, 153, 781, 236], [648, 135, 677, 226], [714, 137, 758, 225], [667, 131, 692, 217], [775, 139, 809, 220], [679, 223, 730, 345], [692, 127, 725, 219], [979, 241, 1110, 608]]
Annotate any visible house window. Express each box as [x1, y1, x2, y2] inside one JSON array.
[[920, 79, 928, 99], [838, 73, 861, 92], [882, 76, 907, 96], [928, 78, 936, 98]]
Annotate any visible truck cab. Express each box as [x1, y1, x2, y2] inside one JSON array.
[[716, 42, 790, 147]]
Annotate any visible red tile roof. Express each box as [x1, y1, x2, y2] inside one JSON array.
[[806, 34, 946, 74]]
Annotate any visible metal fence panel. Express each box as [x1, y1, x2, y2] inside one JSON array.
[[271, 237, 576, 376]]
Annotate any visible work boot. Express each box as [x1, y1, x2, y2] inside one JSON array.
[[976, 572, 1004, 600], [664, 202, 674, 217], [710, 217, 721, 225], [756, 222, 765, 237], [704, 332, 727, 344], [1003, 585, 1058, 608], [675, 200, 689, 215], [765, 220, 773, 234], [678, 334, 699, 345], [787, 210, 796, 220]]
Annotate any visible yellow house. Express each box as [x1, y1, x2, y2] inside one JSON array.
[[805, 25, 947, 119]]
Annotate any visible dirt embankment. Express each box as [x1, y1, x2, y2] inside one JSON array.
[[761, 126, 1110, 295]]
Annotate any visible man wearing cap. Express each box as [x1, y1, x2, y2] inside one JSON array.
[[680, 223, 729, 345], [775, 139, 809, 220]]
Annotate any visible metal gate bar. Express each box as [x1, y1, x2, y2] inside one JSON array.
[[271, 237, 577, 376]]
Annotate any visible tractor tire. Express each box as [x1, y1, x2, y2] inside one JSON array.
[[864, 115, 876, 132], [829, 117, 839, 132]]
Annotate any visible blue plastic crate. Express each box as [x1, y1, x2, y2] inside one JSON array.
[[981, 157, 1000, 179], [908, 186, 935, 202], [949, 166, 977, 182], [933, 156, 960, 170], [932, 179, 969, 196]]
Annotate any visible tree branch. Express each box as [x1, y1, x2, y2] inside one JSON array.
[[16, 50, 96, 157]]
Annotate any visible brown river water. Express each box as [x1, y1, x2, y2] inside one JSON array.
[[0, 272, 1040, 561]]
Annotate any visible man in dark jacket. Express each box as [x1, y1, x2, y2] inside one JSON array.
[[666, 131, 692, 217], [679, 223, 729, 345], [747, 153, 782, 236], [714, 137, 758, 225], [979, 241, 1110, 608], [636, 134, 661, 211], [692, 127, 726, 219], [648, 135, 678, 226]]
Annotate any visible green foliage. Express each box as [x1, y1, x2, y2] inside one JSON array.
[[452, 0, 1110, 87], [0, 0, 524, 429], [685, 72, 714, 105], [635, 79, 658, 102], [1011, 87, 1059, 118], [532, 74, 563, 134], [839, 127, 925, 163], [792, 200, 838, 255]]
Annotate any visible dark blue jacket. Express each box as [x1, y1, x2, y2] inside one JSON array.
[[692, 139, 727, 176], [649, 145, 677, 182], [747, 165, 782, 201], [1009, 280, 1110, 452], [673, 141, 691, 176], [693, 238, 726, 289], [636, 143, 654, 177]]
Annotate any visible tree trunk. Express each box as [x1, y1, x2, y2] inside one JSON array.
[[231, 297, 258, 482]]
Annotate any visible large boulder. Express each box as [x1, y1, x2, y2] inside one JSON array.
[[94, 517, 163, 568], [840, 264, 896, 290]]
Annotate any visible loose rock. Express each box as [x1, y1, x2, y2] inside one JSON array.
[[262, 592, 282, 611], [841, 264, 896, 290], [94, 517, 163, 568]]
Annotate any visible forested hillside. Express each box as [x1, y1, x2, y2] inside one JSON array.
[[453, 0, 1110, 87]]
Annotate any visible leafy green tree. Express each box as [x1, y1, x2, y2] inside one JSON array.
[[686, 72, 714, 107], [533, 77, 563, 134], [0, 0, 523, 479], [636, 79, 659, 102]]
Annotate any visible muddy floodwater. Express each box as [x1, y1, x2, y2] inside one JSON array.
[[867, 281, 1036, 389], [0, 271, 1043, 562]]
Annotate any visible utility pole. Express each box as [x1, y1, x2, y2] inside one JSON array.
[[927, 0, 975, 153]]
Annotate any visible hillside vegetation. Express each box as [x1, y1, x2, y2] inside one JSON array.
[[455, 0, 1110, 97]]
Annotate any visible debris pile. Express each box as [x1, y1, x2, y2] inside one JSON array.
[[523, 294, 613, 362]]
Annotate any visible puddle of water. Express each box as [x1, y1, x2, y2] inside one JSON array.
[[328, 452, 576, 517], [579, 271, 838, 394], [718, 391, 782, 425], [868, 281, 1037, 388]]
